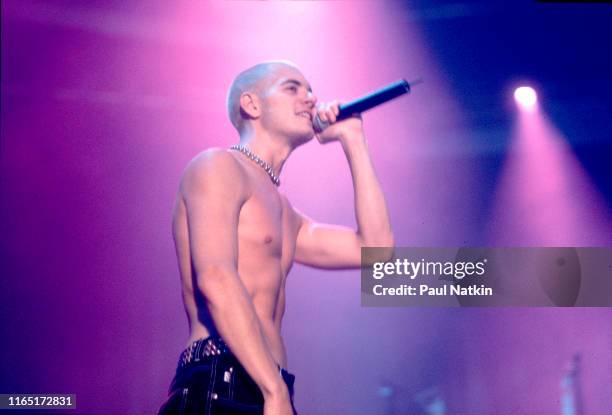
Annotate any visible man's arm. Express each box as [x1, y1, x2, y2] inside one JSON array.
[[294, 107, 394, 269], [181, 150, 290, 410]]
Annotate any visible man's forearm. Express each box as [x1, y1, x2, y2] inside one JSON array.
[[342, 134, 394, 246], [197, 266, 287, 398]]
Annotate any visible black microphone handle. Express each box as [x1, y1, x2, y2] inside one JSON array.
[[336, 79, 411, 121], [313, 79, 416, 132]]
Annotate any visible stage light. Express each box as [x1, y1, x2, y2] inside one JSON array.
[[514, 86, 537, 109]]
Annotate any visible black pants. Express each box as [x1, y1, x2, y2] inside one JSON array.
[[158, 336, 297, 414]]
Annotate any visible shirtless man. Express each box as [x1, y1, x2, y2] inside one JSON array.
[[159, 61, 394, 415]]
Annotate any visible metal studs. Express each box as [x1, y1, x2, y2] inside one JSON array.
[[230, 145, 280, 186]]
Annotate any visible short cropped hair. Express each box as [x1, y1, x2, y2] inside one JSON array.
[[226, 60, 298, 132]]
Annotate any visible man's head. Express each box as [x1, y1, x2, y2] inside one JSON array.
[[227, 61, 317, 146]]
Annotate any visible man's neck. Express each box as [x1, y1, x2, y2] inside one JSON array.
[[237, 130, 293, 178]]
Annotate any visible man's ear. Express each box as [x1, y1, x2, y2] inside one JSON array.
[[239, 92, 261, 120]]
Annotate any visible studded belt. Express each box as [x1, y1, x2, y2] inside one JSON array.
[[178, 336, 230, 369]]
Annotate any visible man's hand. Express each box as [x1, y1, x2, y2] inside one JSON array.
[[314, 100, 364, 145], [263, 383, 294, 415]]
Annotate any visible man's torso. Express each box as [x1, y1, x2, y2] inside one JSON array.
[[172, 150, 301, 368]]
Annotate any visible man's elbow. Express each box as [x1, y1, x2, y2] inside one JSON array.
[[360, 231, 395, 263], [360, 230, 394, 249], [195, 263, 238, 304], [379, 231, 395, 250]]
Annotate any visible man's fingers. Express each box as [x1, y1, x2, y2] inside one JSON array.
[[331, 100, 340, 117], [327, 108, 337, 123], [317, 109, 328, 123], [316, 101, 343, 125]]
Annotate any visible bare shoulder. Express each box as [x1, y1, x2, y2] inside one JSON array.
[[180, 148, 248, 197]]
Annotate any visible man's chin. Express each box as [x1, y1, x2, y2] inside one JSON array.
[[290, 129, 316, 147]]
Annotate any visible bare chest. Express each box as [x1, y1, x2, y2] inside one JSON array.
[[236, 189, 299, 270]]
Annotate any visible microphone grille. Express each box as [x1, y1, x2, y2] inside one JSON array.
[[313, 115, 330, 133]]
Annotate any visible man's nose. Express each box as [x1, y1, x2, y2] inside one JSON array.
[[304, 91, 317, 107]]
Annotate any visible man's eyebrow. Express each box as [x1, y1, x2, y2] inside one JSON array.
[[280, 79, 313, 93]]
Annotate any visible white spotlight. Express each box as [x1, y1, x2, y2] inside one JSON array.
[[514, 86, 537, 109]]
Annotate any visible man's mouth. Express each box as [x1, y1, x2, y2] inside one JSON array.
[[296, 111, 312, 121]]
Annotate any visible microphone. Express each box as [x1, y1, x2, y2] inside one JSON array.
[[313, 78, 420, 133]]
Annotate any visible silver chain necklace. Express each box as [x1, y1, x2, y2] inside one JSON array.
[[230, 144, 280, 186]]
